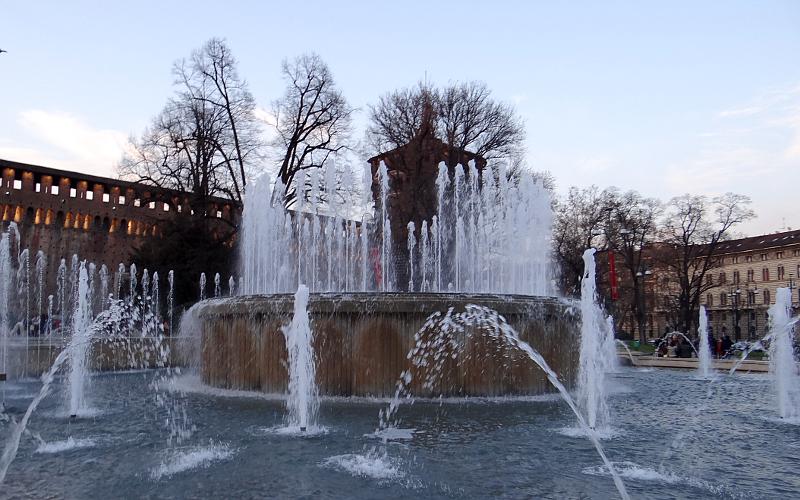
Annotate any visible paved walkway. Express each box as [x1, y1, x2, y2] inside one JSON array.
[[619, 351, 771, 373]]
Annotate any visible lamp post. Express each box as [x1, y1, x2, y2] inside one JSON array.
[[744, 285, 760, 340], [618, 228, 638, 340], [636, 268, 653, 339], [727, 287, 742, 341]]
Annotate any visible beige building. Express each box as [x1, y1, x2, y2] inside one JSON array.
[[702, 229, 800, 340]]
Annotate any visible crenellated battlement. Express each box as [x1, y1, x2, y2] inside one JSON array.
[[0, 158, 240, 279]]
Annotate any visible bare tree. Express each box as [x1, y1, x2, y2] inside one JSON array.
[[121, 38, 262, 215], [187, 38, 263, 201], [552, 186, 616, 295], [272, 53, 353, 207], [437, 81, 525, 164], [656, 193, 755, 333], [366, 81, 524, 164], [604, 191, 662, 343]]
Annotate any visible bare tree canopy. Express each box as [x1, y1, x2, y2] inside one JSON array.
[[655, 192, 755, 332], [552, 185, 617, 295], [367, 81, 525, 164], [120, 38, 263, 212], [604, 191, 662, 343], [272, 53, 353, 207]]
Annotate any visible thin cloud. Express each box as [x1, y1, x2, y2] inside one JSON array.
[[718, 105, 763, 118], [0, 110, 128, 178]]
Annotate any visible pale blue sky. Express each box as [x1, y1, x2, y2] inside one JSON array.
[[1, 1, 798, 235]]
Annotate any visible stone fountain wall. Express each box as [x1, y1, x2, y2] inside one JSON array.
[[197, 293, 579, 397], [2, 337, 191, 379]]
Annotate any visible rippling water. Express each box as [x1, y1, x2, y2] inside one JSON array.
[[1, 367, 797, 499]]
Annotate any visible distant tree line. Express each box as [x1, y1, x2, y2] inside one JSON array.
[[552, 187, 754, 342]]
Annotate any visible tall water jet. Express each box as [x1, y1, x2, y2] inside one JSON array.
[[378, 162, 392, 292], [281, 284, 318, 432], [577, 248, 611, 432], [435, 163, 449, 291], [167, 270, 174, 337], [98, 264, 108, 312], [768, 288, 799, 421], [0, 233, 10, 382], [35, 251, 46, 336], [407, 221, 415, 291], [601, 316, 619, 374], [17, 249, 30, 371], [129, 263, 137, 306], [697, 305, 712, 379], [66, 261, 92, 417]]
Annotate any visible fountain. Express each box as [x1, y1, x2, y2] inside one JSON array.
[[203, 163, 573, 397], [577, 248, 611, 432], [66, 261, 91, 418], [697, 305, 712, 378], [3, 161, 799, 498], [281, 284, 318, 432], [768, 288, 799, 421]]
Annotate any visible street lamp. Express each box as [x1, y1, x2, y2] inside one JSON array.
[[745, 285, 760, 340], [635, 267, 653, 339], [727, 287, 742, 341]]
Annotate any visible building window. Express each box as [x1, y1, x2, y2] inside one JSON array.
[[706, 293, 714, 307], [763, 289, 771, 304], [719, 272, 727, 284], [761, 253, 767, 261], [720, 293, 727, 306], [706, 274, 713, 286], [747, 290, 755, 305], [51, 186, 59, 195], [746, 255, 753, 263], [776, 251, 783, 259], [793, 249, 800, 257], [747, 269, 754, 282], [778, 265, 785, 280], [733, 270, 740, 284], [732, 256, 739, 264], [86, 191, 94, 201], [762, 268, 770, 281]]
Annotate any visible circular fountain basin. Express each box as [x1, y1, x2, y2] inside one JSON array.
[[196, 293, 579, 397]]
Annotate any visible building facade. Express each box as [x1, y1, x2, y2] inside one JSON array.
[[0, 158, 239, 291], [596, 229, 800, 340], [701, 229, 800, 340]]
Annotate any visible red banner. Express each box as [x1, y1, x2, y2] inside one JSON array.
[[609, 252, 619, 300]]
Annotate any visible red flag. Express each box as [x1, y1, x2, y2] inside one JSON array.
[[609, 252, 619, 300]]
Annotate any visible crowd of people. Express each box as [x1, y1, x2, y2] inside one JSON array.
[[655, 329, 734, 359]]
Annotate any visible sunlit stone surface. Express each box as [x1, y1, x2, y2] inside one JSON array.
[[197, 293, 579, 397]]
